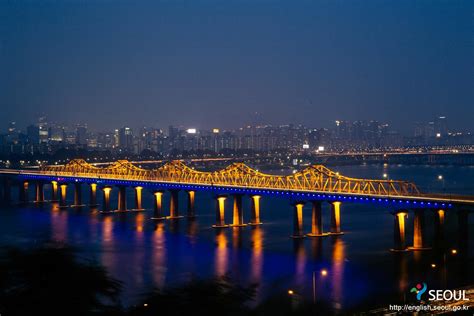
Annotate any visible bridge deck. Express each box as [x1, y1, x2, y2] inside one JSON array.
[[1, 167, 473, 206]]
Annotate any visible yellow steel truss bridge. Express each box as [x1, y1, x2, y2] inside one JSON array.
[[40, 159, 421, 197]]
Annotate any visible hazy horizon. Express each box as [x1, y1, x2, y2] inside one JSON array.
[[2, 0, 473, 131]]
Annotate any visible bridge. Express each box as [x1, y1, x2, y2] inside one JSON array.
[[0, 159, 472, 251]]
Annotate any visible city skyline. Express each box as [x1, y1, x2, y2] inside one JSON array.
[[2, 115, 472, 159]]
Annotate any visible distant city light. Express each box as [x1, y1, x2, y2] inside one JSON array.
[[288, 290, 294, 295], [186, 128, 197, 134], [318, 146, 325, 151], [436, 133, 441, 138], [438, 175, 443, 180], [321, 269, 328, 276], [212, 128, 220, 133], [302, 144, 309, 149], [383, 173, 388, 179]]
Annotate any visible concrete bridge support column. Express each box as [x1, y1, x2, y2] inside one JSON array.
[[169, 189, 180, 218], [117, 186, 127, 211], [59, 184, 68, 208], [291, 201, 305, 238], [89, 183, 98, 206], [102, 187, 112, 212], [152, 190, 165, 219], [330, 201, 343, 235], [213, 195, 228, 228], [73, 183, 84, 207], [411, 209, 429, 250], [391, 211, 408, 251], [231, 194, 246, 227], [19, 181, 29, 203], [307, 201, 327, 237], [134, 186, 144, 210], [187, 190, 196, 218], [35, 182, 44, 203], [433, 209, 445, 248], [249, 195, 262, 225], [50, 181, 58, 202]]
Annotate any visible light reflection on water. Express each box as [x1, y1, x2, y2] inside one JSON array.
[[0, 164, 472, 311]]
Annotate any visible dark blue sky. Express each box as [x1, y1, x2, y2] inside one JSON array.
[[1, 0, 473, 131]]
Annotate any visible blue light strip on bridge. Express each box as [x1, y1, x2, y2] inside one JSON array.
[[17, 174, 453, 209]]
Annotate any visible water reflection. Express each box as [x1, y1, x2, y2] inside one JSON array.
[[132, 213, 146, 288], [152, 222, 167, 289], [331, 236, 345, 311], [135, 213, 145, 234], [250, 226, 264, 283], [232, 227, 243, 249], [50, 203, 67, 241], [186, 219, 198, 244], [169, 219, 180, 234], [293, 239, 306, 287], [393, 254, 408, 303], [215, 229, 228, 277], [102, 216, 114, 243], [310, 237, 323, 260]]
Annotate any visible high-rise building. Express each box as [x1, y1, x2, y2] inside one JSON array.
[[38, 116, 49, 143], [434, 116, 448, 137], [118, 127, 133, 150], [76, 125, 88, 146], [49, 125, 65, 143], [26, 125, 40, 144]]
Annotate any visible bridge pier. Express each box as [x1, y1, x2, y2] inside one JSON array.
[[102, 186, 112, 212], [187, 190, 196, 218], [410, 209, 429, 250], [89, 183, 98, 207], [117, 186, 127, 211], [168, 189, 182, 219], [34, 181, 44, 203], [249, 195, 262, 225], [19, 181, 29, 204], [152, 190, 165, 219], [89, 183, 99, 207], [59, 184, 68, 208], [50, 181, 59, 202], [231, 194, 246, 227], [213, 195, 229, 228], [391, 210, 408, 252], [134, 186, 144, 210], [330, 201, 343, 235], [433, 209, 445, 248], [307, 201, 328, 237], [291, 201, 305, 238], [72, 183, 85, 207]]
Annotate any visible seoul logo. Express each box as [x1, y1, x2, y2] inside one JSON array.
[[410, 282, 470, 301], [411, 283, 427, 300]]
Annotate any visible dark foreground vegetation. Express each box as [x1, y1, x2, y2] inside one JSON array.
[[0, 243, 335, 316]]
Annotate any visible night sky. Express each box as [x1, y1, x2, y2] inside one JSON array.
[[1, 0, 473, 131]]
